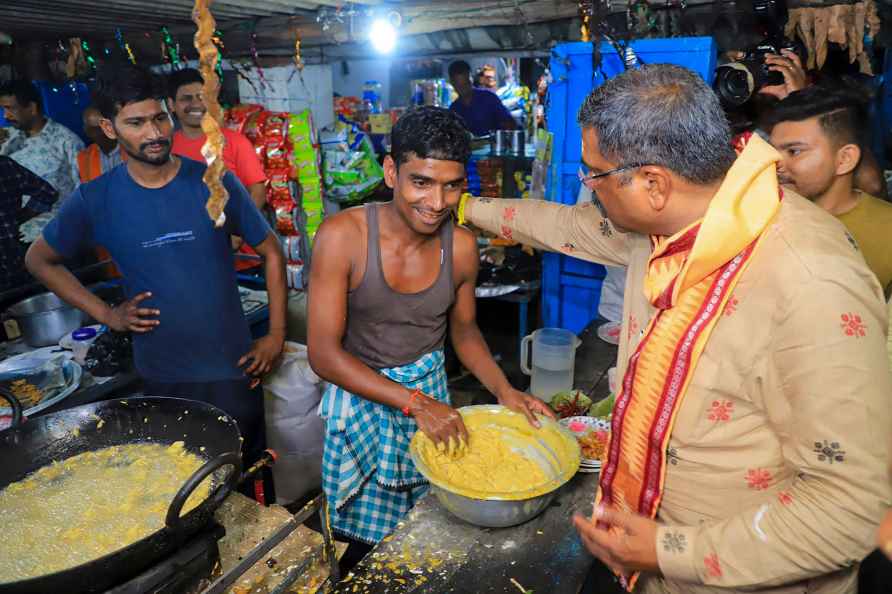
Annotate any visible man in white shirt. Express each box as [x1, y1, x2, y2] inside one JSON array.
[[0, 79, 84, 243]]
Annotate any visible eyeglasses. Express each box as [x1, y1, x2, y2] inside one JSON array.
[[578, 164, 646, 189]]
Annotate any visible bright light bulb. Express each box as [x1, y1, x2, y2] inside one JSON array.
[[369, 19, 397, 54]]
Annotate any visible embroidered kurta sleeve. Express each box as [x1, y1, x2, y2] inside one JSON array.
[[464, 197, 631, 267], [887, 299, 891, 371], [656, 274, 892, 588]]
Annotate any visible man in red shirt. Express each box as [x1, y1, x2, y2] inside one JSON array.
[[168, 69, 267, 210], [168, 69, 268, 271]]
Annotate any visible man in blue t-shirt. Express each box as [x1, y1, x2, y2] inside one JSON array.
[[25, 66, 287, 473], [447, 60, 516, 137]]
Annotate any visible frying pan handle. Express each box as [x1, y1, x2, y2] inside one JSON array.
[[166, 451, 241, 532], [0, 387, 23, 430], [240, 448, 277, 482]]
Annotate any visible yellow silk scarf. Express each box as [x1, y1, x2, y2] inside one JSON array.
[[597, 136, 782, 590]]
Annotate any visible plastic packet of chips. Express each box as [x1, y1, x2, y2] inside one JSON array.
[[263, 113, 291, 170]]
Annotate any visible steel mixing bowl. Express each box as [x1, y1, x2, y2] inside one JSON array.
[[429, 482, 561, 528], [409, 405, 580, 528]]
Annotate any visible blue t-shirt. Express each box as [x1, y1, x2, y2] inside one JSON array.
[[449, 88, 514, 136], [43, 158, 273, 383]]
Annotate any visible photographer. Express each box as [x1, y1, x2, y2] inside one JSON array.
[[722, 47, 887, 198], [758, 49, 810, 100]]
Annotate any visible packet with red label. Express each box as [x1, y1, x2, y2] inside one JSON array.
[[263, 113, 291, 170], [225, 104, 264, 135], [266, 169, 293, 208]]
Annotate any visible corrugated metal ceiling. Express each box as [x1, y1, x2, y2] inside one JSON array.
[[0, 0, 582, 61], [0, 0, 379, 38]]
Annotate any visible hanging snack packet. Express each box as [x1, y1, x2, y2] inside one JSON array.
[[242, 110, 267, 144], [225, 104, 264, 134], [263, 112, 291, 170], [266, 169, 294, 208]]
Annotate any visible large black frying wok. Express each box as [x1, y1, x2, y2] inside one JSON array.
[[0, 390, 243, 594]]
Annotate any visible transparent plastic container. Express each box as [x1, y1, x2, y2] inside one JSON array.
[[70, 327, 98, 365], [520, 328, 581, 400]]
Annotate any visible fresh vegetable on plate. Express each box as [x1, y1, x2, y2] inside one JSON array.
[[589, 393, 615, 419], [549, 390, 592, 419]]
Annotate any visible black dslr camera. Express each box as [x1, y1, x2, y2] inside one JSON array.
[[714, 39, 804, 107], [713, 0, 805, 107]]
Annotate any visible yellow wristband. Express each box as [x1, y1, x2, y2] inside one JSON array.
[[457, 193, 472, 226]]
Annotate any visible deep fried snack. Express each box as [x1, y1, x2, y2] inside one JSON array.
[[193, 0, 229, 226], [9, 379, 42, 408]]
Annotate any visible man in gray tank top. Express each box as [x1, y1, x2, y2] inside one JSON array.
[[308, 107, 553, 566]]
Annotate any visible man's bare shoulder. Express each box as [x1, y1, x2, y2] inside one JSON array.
[[315, 205, 366, 243], [451, 223, 480, 283], [452, 223, 478, 258]]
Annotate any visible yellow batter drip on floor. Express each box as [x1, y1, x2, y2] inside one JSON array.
[[0, 441, 210, 582]]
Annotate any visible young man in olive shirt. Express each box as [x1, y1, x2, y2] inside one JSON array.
[[769, 84, 892, 296]]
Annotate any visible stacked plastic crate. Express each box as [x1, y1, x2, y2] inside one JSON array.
[[543, 37, 717, 333]]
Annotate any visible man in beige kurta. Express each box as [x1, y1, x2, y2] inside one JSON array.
[[462, 65, 892, 593], [888, 299, 892, 370]]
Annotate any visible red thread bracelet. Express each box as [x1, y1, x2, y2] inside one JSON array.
[[402, 389, 423, 417]]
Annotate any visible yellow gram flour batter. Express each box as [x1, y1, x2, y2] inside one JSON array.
[[417, 425, 548, 494], [412, 407, 580, 500], [0, 441, 211, 582]]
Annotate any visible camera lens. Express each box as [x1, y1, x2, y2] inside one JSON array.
[[714, 62, 756, 107]]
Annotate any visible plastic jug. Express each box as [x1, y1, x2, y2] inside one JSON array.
[[520, 328, 581, 400]]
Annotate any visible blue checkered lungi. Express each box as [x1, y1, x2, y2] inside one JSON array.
[[319, 350, 449, 544]]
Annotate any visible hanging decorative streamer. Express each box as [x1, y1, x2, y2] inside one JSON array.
[[578, 0, 592, 42], [160, 26, 180, 67], [249, 23, 268, 90], [288, 29, 304, 83], [80, 39, 97, 71], [161, 32, 168, 63], [229, 60, 260, 95], [627, 0, 658, 37], [55, 39, 68, 73], [294, 34, 304, 72], [115, 28, 136, 64]]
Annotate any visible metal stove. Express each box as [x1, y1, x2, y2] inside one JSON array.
[[101, 494, 338, 594]]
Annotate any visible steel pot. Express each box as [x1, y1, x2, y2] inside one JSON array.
[[5, 292, 86, 347], [490, 130, 525, 156], [491, 130, 509, 154], [509, 129, 526, 155]]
